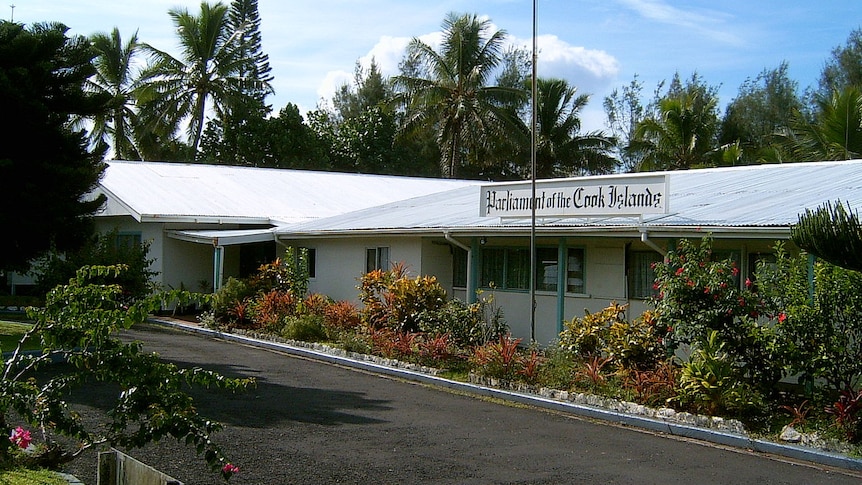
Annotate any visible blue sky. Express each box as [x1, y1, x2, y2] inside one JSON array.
[[11, 1, 862, 132]]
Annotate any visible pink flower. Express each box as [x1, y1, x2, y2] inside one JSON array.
[[9, 427, 31, 449], [732, 266, 739, 276], [745, 278, 752, 288], [222, 463, 240, 474]]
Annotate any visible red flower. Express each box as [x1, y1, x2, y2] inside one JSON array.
[[732, 266, 739, 276], [778, 312, 787, 323], [745, 278, 752, 288], [675, 267, 685, 276]]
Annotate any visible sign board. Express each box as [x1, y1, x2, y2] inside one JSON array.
[[480, 174, 668, 218]]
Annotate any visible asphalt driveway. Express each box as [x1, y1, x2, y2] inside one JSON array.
[[63, 323, 862, 484]]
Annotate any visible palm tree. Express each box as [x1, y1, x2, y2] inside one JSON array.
[[533, 78, 616, 178], [87, 28, 142, 160], [632, 89, 719, 171], [394, 12, 527, 178], [137, 2, 260, 154], [779, 86, 862, 161]]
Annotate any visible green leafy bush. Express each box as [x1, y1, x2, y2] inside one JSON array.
[[674, 331, 764, 417], [417, 294, 507, 348], [559, 302, 665, 370], [652, 237, 784, 392], [3, 265, 251, 480], [281, 314, 327, 342], [212, 277, 255, 323], [758, 242, 862, 394], [358, 264, 447, 333]]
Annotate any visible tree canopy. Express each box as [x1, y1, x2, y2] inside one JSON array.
[[0, 21, 108, 271]]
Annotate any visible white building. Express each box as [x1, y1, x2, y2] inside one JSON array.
[[19, 159, 859, 345], [275, 160, 862, 344]]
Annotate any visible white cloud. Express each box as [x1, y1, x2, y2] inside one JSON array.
[[616, 0, 742, 46]]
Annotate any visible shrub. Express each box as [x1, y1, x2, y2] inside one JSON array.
[[417, 294, 507, 349], [281, 314, 327, 342], [324, 300, 362, 332], [559, 302, 665, 370], [652, 237, 784, 392], [33, 229, 157, 301], [358, 264, 447, 333], [470, 334, 523, 382], [621, 360, 679, 407], [825, 390, 862, 443], [536, 346, 577, 390], [250, 247, 309, 297], [301, 293, 332, 317], [251, 289, 296, 330], [212, 277, 255, 322], [758, 242, 862, 394], [673, 331, 764, 417]]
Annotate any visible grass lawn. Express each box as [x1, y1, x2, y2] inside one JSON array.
[[0, 321, 41, 353], [0, 468, 69, 485]]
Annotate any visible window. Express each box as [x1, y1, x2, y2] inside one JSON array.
[[304, 248, 317, 278], [366, 247, 390, 273], [479, 246, 585, 293], [115, 232, 141, 251], [628, 251, 662, 299], [565, 248, 585, 294], [452, 247, 468, 288], [537, 247, 559, 291]]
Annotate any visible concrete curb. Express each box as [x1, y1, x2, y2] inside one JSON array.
[[148, 318, 862, 473]]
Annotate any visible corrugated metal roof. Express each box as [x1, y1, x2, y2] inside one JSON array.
[[97, 160, 475, 224], [278, 160, 862, 237]]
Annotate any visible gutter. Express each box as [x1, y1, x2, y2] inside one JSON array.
[[640, 229, 667, 257]]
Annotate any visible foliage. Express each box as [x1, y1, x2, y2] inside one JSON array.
[[0, 21, 109, 272], [779, 86, 862, 161], [674, 331, 764, 417], [280, 314, 327, 342], [817, 28, 862, 101], [87, 27, 143, 159], [621, 360, 679, 407], [574, 355, 612, 390], [532, 77, 616, 177], [416, 293, 507, 348], [470, 334, 524, 382], [0, 265, 251, 481], [719, 62, 802, 165], [393, 12, 527, 178], [137, 2, 272, 154], [323, 300, 362, 332], [758, 243, 862, 393], [33, 229, 157, 300], [227, 0, 272, 106], [250, 290, 296, 331], [825, 390, 862, 443], [791, 201, 862, 272], [211, 277, 255, 323], [652, 237, 785, 392], [250, 247, 309, 297], [603, 74, 647, 172], [535, 346, 577, 390], [631, 72, 721, 171], [200, 103, 329, 169], [358, 264, 447, 333], [559, 302, 665, 370]]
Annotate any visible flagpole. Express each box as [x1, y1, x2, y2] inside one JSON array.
[[529, 0, 538, 343]]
